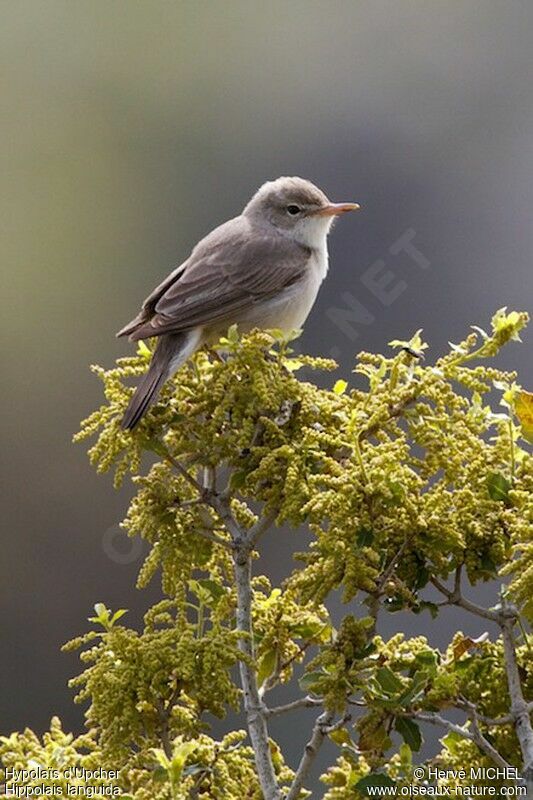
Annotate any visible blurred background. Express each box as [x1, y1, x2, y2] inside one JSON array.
[[1, 0, 532, 788]]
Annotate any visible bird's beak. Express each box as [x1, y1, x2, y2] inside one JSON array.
[[314, 202, 361, 217]]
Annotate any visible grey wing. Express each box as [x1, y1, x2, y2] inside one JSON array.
[[123, 216, 310, 341], [116, 261, 188, 338]]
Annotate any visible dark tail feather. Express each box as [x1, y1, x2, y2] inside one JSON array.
[[121, 333, 189, 430]]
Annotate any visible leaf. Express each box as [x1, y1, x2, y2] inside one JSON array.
[[471, 325, 489, 341], [226, 324, 239, 344], [357, 527, 374, 547], [88, 603, 112, 630], [169, 741, 197, 783], [257, 649, 277, 687], [487, 472, 511, 503], [441, 730, 465, 755], [417, 601, 439, 619], [110, 608, 128, 626], [196, 579, 226, 605], [514, 390, 533, 443], [93, 602, 107, 618], [452, 632, 489, 661], [375, 666, 404, 695], [136, 340, 152, 358], [183, 763, 208, 778], [329, 727, 353, 747], [479, 552, 498, 575], [355, 773, 395, 796], [284, 358, 304, 372], [299, 670, 325, 692], [290, 620, 330, 641], [333, 379, 348, 395], [394, 717, 422, 752], [397, 671, 429, 707], [415, 649, 439, 668], [414, 566, 430, 590], [151, 748, 170, 770], [389, 329, 427, 353], [398, 742, 413, 769], [229, 470, 247, 489], [491, 308, 525, 342]]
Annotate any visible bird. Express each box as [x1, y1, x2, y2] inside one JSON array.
[[117, 176, 360, 429]]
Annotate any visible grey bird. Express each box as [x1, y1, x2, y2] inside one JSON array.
[[117, 176, 359, 429]]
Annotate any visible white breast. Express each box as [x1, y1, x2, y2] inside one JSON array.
[[219, 224, 330, 336], [265, 245, 329, 332]]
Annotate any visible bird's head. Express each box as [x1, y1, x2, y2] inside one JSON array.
[[243, 176, 360, 248]]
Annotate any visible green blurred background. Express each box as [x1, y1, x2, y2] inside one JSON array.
[[1, 0, 532, 784]]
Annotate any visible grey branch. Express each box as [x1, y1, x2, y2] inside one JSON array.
[[430, 574, 503, 623], [249, 507, 278, 547], [285, 710, 336, 800], [457, 697, 533, 728], [501, 610, 533, 793], [407, 712, 512, 771], [192, 526, 232, 550], [168, 453, 283, 800], [265, 696, 324, 717], [233, 542, 282, 800]]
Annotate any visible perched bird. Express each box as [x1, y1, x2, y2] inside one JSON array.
[[118, 176, 359, 429]]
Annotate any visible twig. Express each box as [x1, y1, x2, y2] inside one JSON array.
[[259, 641, 312, 697], [193, 527, 232, 550], [212, 496, 245, 543], [165, 452, 205, 496], [285, 710, 335, 800], [453, 564, 462, 596], [456, 697, 533, 728], [456, 699, 514, 727], [406, 712, 512, 770], [430, 575, 502, 623], [378, 539, 409, 592], [367, 538, 410, 635], [249, 508, 278, 548], [359, 394, 418, 440], [265, 696, 323, 717], [323, 713, 352, 734]]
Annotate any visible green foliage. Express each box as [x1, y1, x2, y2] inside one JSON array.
[[2, 311, 532, 798], [62, 597, 247, 764], [0, 718, 108, 795]]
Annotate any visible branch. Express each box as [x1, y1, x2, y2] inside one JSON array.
[[367, 538, 410, 635], [249, 507, 278, 548], [229, 501, 281, 800], [430, 575, 502, 623], [359, 393, 418, 440], [501, 610, 533, 791], [259, 641, 313, 698], [193, 526, 232, 550], [165, 452, 205, 496], [406, 712, 512, 770], [285, 710, 336, 800], [164, 449, 286, 798], [430, 573, 533, 787], [456, 697, 533, 728], [265, 696, 323, 717]]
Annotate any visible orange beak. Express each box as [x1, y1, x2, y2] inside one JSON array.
[[314, 202, 361, 217]]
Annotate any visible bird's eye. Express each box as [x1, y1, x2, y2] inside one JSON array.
[[286, 204, 301, 216]]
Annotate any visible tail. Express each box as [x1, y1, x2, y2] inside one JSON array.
[[121, 330, 200, 430]]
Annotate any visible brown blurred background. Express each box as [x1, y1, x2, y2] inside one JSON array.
[[1, 0, 532, 785]]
